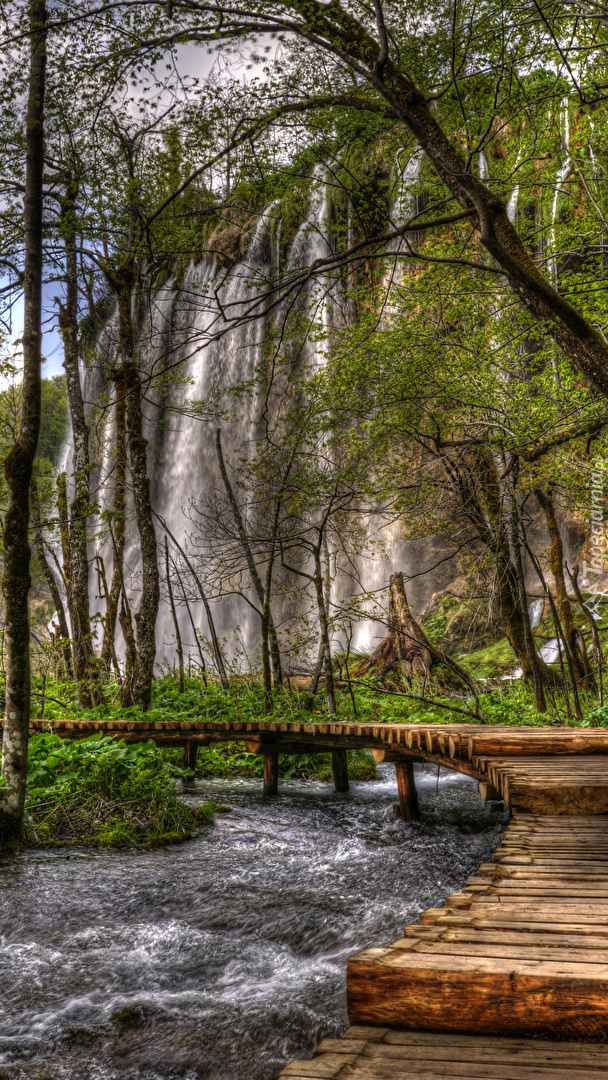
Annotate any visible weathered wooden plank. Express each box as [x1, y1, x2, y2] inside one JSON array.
[[347, 952, 608, 1038]]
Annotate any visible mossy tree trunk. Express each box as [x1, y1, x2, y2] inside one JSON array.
[[449, 449, 554, 694], [101, 367, 128, 673], [535, 487, 596, 691], [31, 482, 73, 677], [58, 197, 103, 707], [0, 0, 46, 845], [104, 263, 159, 711]]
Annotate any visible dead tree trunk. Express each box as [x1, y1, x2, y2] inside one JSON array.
[[0, 0, 46, 845], [165, 537, 184, 692], [216, 428, 282, 686], [357, 573, 434, 678], [157, 516, 229, 690], [170, 548, 207, 685]]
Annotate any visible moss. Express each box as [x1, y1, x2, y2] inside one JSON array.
[[204, 209, 260, 268], [461, 636, 519, 678], [420, 591, 504, 656], [63, 1026, 99, 1047], [110, 1006, 144, 1034]]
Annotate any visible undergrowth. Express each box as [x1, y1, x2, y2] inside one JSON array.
[[23, 733, 228, 849], [27, 670, 600, 731], [195, 742, 378, 781]]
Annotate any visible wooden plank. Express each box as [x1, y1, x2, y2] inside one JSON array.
[[362, 1041, 608, 1066], [347, 952, 608, 1038], [405, 940, 608, 964], [379, 1028, 608, 1051]]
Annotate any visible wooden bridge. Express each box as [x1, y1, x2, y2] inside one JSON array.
[[31, 714, 608, 1072], [32, 715, 608, 816]]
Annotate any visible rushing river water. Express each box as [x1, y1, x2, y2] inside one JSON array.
[[0, 765, 506, 1080]]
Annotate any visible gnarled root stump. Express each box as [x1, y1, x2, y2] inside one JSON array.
[[356, 572, 434, 680]]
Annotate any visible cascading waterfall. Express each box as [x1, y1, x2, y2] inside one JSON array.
[[344, 149, 425, 655], [61, 160, 444, 671]]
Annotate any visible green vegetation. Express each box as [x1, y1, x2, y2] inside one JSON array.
[[21, 730, 227, 849], [28, 669, 599, 739], [196, 741, 377, 781]]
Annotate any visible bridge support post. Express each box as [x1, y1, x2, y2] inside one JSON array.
[[395, 761, 420, 821], [480, 781, 502, 802], [182, 740, 198, 785], [263, 748, 279, 797], [331, 750, 349, 793]]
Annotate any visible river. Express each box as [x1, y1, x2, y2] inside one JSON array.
[[0, 764, 506, 1080]]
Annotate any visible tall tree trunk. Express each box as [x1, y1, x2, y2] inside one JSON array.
[[31, 483, 72, 677], [58, 472, 102, 707], [58, 192, 103, 707], [0, 0, 46, 845], [216, 428, 282, 685], [535, 487, 596, 690], [313, 546, 336, 714], [105, 266, 159, 711], [165, 538, 184, 692], [122, 357, 159, 709], [505, 502, 546, 712], [101, 370, 127, 671], [451, 449, 554, 690]]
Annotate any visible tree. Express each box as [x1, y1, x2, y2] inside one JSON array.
[[116, 0, 608, 404], [0, 0, 46, 844]]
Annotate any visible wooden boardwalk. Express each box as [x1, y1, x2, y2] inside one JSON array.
[[26, 713, 608, 1067], [29, 716, 608, 812], [282, 812, 608, 1078], [280, 1026, 608, 1078]]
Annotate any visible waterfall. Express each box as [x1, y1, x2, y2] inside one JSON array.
[[141, 213, 277, 667], [59, 161, 439, 672], [506, 184, 519, 224], [344, 150, 425, 654]]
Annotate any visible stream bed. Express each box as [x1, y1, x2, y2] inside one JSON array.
[[0, 764, 506, 1080]]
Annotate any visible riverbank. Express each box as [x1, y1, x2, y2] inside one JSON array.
[[19, 732, 226, 851]]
